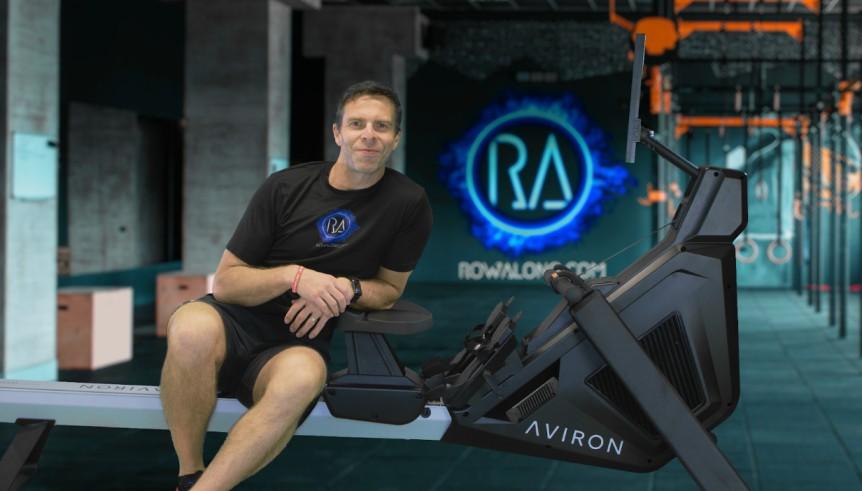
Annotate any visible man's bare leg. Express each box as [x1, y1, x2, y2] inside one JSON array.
[[192, 346, 327, 491], [160, 302, 227, 476]]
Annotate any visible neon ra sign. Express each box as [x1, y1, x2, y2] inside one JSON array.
[[440, 96, 633, 256]]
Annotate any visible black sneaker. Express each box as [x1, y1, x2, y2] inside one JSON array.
[[176, 470, 203, 491]]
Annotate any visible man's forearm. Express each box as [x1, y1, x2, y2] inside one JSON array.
[[352, 278, 401, 311], [213, 264, 297, 307]]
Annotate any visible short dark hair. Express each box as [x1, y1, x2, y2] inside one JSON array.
[[335, 80, 402, 133]]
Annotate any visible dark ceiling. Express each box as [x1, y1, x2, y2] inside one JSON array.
[[320, 0, 862, 15]]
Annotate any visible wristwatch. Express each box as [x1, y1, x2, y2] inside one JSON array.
[[348, 277, 362, 304]]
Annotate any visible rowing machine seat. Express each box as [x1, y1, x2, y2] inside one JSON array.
[[335, 301, 432, 335], [324, 299, 432, 425]]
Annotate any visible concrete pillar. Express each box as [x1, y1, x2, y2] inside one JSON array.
[[0, 0, 60, 379], [67, 103, 164, 274], [183, 0, 293, 273], [303, 7, 427, 173]]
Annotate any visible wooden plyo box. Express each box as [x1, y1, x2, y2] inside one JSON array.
[[57, 287, 133, 370], [156, 272, 215, 337]]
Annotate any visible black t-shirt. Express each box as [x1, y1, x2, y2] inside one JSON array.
[[226, 161, 433, 316]]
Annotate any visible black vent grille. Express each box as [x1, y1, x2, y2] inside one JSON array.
[[586, 313, 703, 436], [505, 378, 558, 423], [486, 361, 560, 422]]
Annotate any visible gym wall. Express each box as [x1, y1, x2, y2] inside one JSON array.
[[405, 60, 655, 283]]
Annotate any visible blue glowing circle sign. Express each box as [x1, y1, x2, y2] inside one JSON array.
[[440, 96, 634, 256], [466, 109, 594, 237]]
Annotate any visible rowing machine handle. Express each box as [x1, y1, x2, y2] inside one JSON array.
[[544, 265, 591, 305]]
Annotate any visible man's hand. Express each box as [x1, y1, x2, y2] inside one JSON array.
[[334, 277, 354, 305], [294, 269, 352, 317], [284, 298, 332, 339]]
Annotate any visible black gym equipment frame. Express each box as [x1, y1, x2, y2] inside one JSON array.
[[0, 419, 53, 491]]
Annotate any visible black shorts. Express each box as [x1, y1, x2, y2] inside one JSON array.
[[195, 294, 332, 411]]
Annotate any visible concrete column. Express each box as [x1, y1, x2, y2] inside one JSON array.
[[303, 7, 427, 173], [0, 0, 60, 379], [67, 103, 150, 273], [183, 0, 293, 273]]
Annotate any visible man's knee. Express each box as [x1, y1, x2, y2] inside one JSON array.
[[254, 347, 327, 408], [166, 301, 227, 366]]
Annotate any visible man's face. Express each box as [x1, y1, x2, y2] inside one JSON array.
[[333, 95, 400, 175]]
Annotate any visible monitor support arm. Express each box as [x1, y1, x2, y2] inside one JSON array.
[[635, 123, 699, 178]]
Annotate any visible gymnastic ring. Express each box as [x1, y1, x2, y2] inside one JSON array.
[[735, 237, 759, 264], [766, 238, 792, 265]]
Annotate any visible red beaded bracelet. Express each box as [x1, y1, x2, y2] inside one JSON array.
[[291, 266, 304, 294]]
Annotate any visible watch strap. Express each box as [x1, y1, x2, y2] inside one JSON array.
[[349, 276, 362, 304]]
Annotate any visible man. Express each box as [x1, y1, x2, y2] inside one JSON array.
[[160, 81, 433, 491]]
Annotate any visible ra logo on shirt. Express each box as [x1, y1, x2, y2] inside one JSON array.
[[316, 209, 359, 245]]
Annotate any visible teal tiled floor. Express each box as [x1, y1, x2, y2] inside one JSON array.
[[2, 286, 862, 490]]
